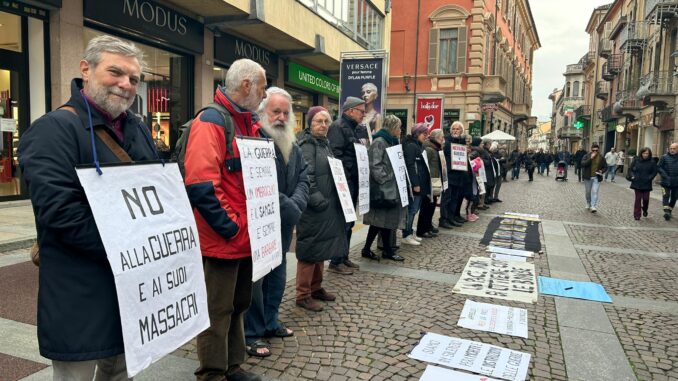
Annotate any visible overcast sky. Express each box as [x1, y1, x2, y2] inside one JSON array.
[[531, 0, 612, 121]]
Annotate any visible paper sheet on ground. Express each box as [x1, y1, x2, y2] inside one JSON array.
[[409, 332, 530, 381], [487, 246, 534, 258], [453, 257, 538, 304], [502, 213, 541, 222], [491, 253, 527, 262], [458, 300, 528, 338], [420, 365, 501, 381], [505, 212, 540, 218], [76, 163, 209, 377], [538, 276, 613, 303]]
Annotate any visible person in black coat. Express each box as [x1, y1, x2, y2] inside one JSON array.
[[574, 147, 587, 181], [658, 142, 678, 220], [18, 36, 159, 377], [441, 122, 469, 227], [544, 152, 554, 176], [479, 139, 495, 205], [535, 149, 545, 175], [524, 149, 537, 181], [509, 148, 522, 180], [295, 107, 347, 312], [629, 147, 658, 220], [326, 96, 366, 273], [401, 123, 431, 244]]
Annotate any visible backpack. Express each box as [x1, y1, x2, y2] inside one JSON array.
[[173, 102, 235, 178]]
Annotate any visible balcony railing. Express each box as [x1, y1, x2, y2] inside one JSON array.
[[620, 22, 649, 53], [645, 0, 678, 25], [599, 105, 617, 122], [565, 64, 584, 74], [637, 71, 676, 98], [557, 127, 583, 140], [611, 16, 628, 39], [596, 81, 610, 100], [599, 38, 612, 58], [602, 54, 623, 81], [576, 105, 592, 119], [614, 90, 641, 113]]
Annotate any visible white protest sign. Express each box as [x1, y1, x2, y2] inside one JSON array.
[[477, 175, 487, 195], [409, 332, 531, 381], [478, 161, 487, 183], [453, 257, 538, 304], [354, 143, 370, 215], [438, 151, 448, 191], [505, 212, 540, 219], [328, 157, 357, 222], [386, 145, 410, 207], [451, 144, 468, 171], [0, 118, 16, 133], [458, 300, 528, 338], [76, 163, 209, 377], [422, 151, 430, 172], [492, 253, 527, 262], [420, 365, 501, 381], [487, 246, 534, 258], [237, 138, 283, 282]]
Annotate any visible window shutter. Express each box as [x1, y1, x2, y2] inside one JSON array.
[[456, 27, 467, 73], [428, 28, 439, 75]]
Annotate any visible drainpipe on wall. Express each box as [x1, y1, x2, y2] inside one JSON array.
[[412, 0, 421, 130]]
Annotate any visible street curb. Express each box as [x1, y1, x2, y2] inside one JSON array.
[[0, 237, 36, 252]]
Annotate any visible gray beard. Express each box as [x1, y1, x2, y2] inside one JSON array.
[[86, 80, 133, 118], [261, 120, 295, 163]]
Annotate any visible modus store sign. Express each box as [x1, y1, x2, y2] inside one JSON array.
[[84, 0, 204, 54]]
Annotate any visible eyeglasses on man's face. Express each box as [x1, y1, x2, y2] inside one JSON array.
[[352, 108, 366, 114]]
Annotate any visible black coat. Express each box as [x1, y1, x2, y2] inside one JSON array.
[[295, 130, 347, 262], [443, 135, 471, 187], [403, 136, 431, 196], [259, 129, 309, 253], [327, 114, 361, 202], [480, 148, 495, 187], [658, 153, 678, 187], [18, 79, 158, 361], [574, 149, 587, 166], [523, 153, 536, 169], [629, 156, 658, 191], [580, 152, 607, 180]]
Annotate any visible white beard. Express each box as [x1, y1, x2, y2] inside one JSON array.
[[261, 117, 296, 163]]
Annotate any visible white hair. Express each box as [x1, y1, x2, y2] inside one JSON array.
[[84, 35, 146, 72], [362, 82, 378, 92], [430, 129, 444, 140], [225, 58, 265, 95], [451, 121, 465, 134], [257, 86, 293, 116]]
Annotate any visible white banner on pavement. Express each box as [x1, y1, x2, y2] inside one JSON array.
[[328, 157, 358, 222], [438, 151, 448, 191], [492, 253, 527, 262], [237, 138, 283, 282], [354, 143, 370, 215], [409, 332, 531, 381], [420, 365, 501, 381], [386, 145, 410, 207], [486, 246, 535, 258], [453, 257, 538, 304], [76, 163, 209, 377], [451, 144, 468, 171], [458, 300, 529, 338]]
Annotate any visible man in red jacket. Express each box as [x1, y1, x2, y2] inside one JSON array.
[[184, 58, 266, 381]]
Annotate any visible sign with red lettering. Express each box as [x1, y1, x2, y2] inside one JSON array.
[[416, 96, 444, 132]]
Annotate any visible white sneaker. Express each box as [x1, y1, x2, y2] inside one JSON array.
[[413, 234, 423, 242], [402, 236, 421, 246], [586, 204, 590, 210], [590, 207, 597, 213]]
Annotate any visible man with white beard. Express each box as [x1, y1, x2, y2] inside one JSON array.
[[243, 87, 309, 358], [19, 35, 159, 380]]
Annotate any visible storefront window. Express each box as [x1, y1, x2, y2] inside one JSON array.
[[84, 28, 191, 158], [287, 87, 313, 134], [0, 11, 22, 197], [0, 11, 22, 53], [327, 98, 339, 121]]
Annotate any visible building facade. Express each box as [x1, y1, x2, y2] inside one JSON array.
[[385, 0, 540, 148], [0, 0, 391, 201], [573, 0, 677, 161]]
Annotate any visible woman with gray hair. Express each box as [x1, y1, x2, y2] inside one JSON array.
[[417, 128, 444, 237], [361, 114, 407, 261]]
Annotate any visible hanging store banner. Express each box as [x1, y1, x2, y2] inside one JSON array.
[[409, 332, 531, 381], [328, 157, 358, 222], [76, 163, 209, 377], [453, 257, 538, 304], [236, 138, 283, 282], [354, 143, 370, 215], [287, 62, 340, 98], [385, 145, 410, 207], [451, 143, 468, 171], [340, 56, 387, 135], [457, 300, 529, 338], [416, 96, 444, 132]]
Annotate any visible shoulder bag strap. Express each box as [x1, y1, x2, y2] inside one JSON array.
[[61, 105, 133, 163]]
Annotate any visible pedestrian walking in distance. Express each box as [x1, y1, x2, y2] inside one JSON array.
[[628, 147, 657, 220], [580, 143, 607, 213], [658, 142, 678, 221], [604, 147, 618, 182]]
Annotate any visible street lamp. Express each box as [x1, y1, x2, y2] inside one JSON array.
[[403, 74, 411, 92]]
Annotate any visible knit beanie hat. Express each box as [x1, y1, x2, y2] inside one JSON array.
[[411, 123, 429, 137], [306, 106, 328, 128]]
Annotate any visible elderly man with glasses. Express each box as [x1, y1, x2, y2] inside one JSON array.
[[326, 96, 368, 275]]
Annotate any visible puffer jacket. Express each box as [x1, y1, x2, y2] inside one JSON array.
[[423, 138, 442, 180], [403, 135, 431, 196], [658, 152, 678, 187], [184, 87, 260, 260], [327, 113, 362, 202], [296, 129, 348, 262], [629, 156, 658, 191]]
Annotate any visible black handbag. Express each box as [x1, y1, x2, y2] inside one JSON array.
[[370, 184, 399, 208]]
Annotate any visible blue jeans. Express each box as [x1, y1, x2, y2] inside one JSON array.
[[584, 177, 601, 208], [512, 165, 520, 179], [402, 194, 423, 238], [539, 162, 547, 174], [244, 253, 287, 343], [605, 165, 617, 181]]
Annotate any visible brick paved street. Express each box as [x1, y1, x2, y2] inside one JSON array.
[[2, 171, 677, 380]]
